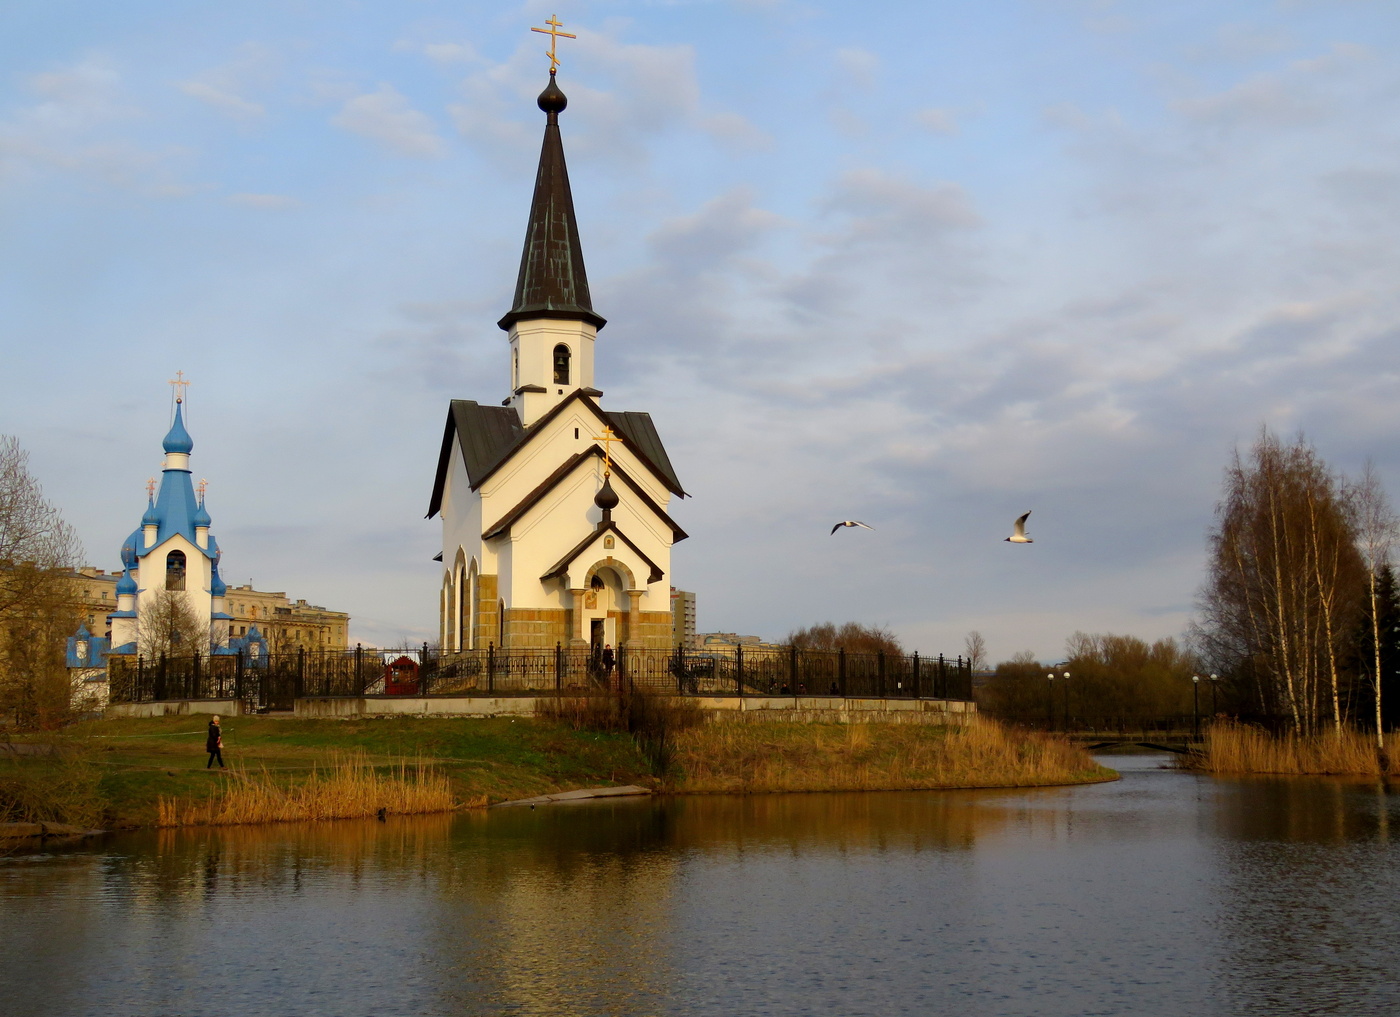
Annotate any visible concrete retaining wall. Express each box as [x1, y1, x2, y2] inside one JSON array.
[[105, 699, 244, 719], [112, 695, 976, 724]]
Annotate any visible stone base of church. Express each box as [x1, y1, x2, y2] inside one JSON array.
[[501, 608, 573, 648], [629, 611, 674, 649]]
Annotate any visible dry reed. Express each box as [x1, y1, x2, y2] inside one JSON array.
[[673, 718, 1111, 793], [156, 753, 471, 828], [1192, 722, 1397, 776]]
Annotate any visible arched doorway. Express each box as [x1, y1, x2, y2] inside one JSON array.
[[582, 564, 627, 655]]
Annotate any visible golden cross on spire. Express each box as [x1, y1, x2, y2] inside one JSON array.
[[197, 478, 209, 501], [168, 369, 190, 404], [146, 477, 157, 500], [591, 425, 624, 477], [531, 15, 576, 74]]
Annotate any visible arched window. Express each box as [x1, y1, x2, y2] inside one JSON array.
[[165, 550, 187, 591], [553, 344, 571, 385]]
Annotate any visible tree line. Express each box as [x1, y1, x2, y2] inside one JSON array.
[[980, 428, 1400, 736]]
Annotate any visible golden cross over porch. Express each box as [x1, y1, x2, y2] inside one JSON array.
[[592, 425, 624, 477], [531, 15, 576, 74], [197, 478, 209, 500]]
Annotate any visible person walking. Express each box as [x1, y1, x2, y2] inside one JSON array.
[[206, 715, 225, 769]]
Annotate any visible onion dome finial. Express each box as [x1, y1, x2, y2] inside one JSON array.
[[594, 475, 619, 511], [141, 498, 159, 527], [538, 74, 567, 115]]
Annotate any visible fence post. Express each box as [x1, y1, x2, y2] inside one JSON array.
[[838, 647, 846, 698], [790, 644, 798, 698], [878, 650, 886, 698], [487, 642, 495, 693], [676, 643, 684, 694], [296, 646, 305, 701], [355, 643, 364, 693], [555, 642, 563, 692], [157, 653, 167, 702], [736, 644, 744, 697], [192, 650, 201, 699], [913, 651, 921, 699], [235, 650, 244, 703]]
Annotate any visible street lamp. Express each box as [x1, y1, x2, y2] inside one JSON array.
[[1046, 672, 1055, 731], [1192, 675, 1201, 741], [1209, 674, 1219, 720], [1063, 671, 1071, 733]]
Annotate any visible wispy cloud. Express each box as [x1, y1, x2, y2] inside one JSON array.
[[332, 84, 446, 157]]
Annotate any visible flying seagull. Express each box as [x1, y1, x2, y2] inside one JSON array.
[[831, 520, 874, 535], [1005, 511, 1033, 543]]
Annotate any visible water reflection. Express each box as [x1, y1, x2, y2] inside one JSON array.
[[2, 759, 1399, 1016]]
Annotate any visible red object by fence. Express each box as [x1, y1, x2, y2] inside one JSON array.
[[383, 656, 420, 695]]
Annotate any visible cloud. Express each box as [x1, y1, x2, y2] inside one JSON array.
[[701, 112, 773, 152], [393, 38, 480, 65], [914, 107, 958, 134], [226, 192, 297, 209], [332, 85, 446, 158], [835, 47, 879, 90], [0, 59, 187, 192], [177, 43, 275, 121], [179, 81, 264, 120]]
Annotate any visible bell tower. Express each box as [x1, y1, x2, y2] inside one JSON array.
[[498, 70, 605, 426]]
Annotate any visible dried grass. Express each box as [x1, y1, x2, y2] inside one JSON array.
[[673, 718, 1111, 792], [1191, 722, 1396, 776], [156, 753, 471, 828]]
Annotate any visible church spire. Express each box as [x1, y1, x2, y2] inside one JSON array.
[[497, 71, 606, 332]]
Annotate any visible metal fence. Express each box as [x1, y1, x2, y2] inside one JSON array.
[[107, 643, 974, 708]]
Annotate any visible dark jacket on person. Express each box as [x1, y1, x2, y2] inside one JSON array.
[[206, 722, 221, 753]]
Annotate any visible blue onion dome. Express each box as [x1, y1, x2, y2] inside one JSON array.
[[210, 569, 227, 597], [141, 499, 159, 526], [193, 500, 211, 528], [116, 570, 137, 596], [594, 475, 619, 510], [162, 402, 194, 454], [121, 541, 138, 569]]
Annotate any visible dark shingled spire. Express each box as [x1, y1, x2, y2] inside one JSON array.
[[498, 73, 606, 332]]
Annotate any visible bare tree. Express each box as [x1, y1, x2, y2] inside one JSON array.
[[1198, 428, 1365, 733], [964, 630, 987, 673], [787, 621, 903, 655], [0, 436, 85, 728], [138, 588, 208, 659], [1352, 461, 1397, 761]]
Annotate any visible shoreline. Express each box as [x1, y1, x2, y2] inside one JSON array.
[[2, 715, 1118, 831]]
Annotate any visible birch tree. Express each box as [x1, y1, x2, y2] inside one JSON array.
[[1198, 429, 1365, 733], [1352, 462, 1398, 760]]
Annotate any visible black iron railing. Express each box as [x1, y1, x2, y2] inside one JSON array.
[[106, 643, 974, 706]]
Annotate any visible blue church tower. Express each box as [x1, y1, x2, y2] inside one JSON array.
[[104, 392, 235, 656]]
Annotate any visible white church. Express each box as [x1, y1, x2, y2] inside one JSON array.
[[428, 68, 687, 654]]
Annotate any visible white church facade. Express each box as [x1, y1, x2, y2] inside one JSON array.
[[429, 70, 687, 654]]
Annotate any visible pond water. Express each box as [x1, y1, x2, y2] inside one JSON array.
[[3, 756, 1399, 1017]]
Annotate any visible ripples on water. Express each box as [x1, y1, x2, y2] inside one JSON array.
[[3, 755, 1399, 1017]]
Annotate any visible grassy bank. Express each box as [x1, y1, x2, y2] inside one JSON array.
[[1188, 722, 1398, 776], [671, 718, 1114, 793], [1, 715, 651, 828], [1, 713, 1113, 830]]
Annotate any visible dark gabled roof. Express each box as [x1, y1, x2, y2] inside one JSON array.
[[482, 445, 688, 542], [541, 521, 664, 586], [498, 75, 605, 333], [426, 401, 525, 519], [606, 411, 683, 498], [429, 391, 686, 519], [475, 391, 685, 497]]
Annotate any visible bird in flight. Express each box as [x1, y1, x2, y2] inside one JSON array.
[[1005, 511, 1033, 543], [831, 520, 874, 535]]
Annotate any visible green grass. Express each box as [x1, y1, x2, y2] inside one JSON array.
[[5, 715, 652, 827]]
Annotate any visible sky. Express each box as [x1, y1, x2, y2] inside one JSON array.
[[4, 0, 1400, 663]]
